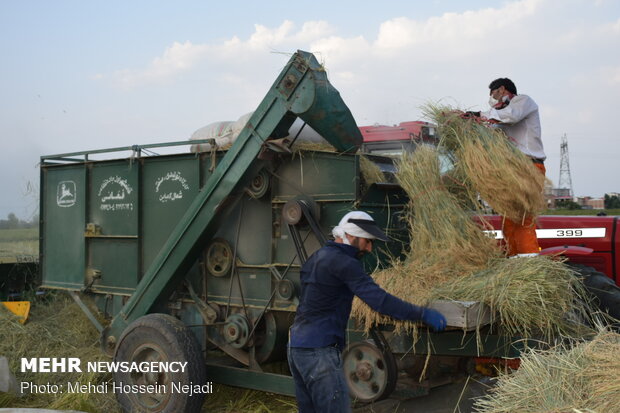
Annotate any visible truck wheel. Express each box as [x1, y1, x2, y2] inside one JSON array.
[[114, 313, 206, 413], [569, 264, 620, 323], [342, 340, 398, 403]]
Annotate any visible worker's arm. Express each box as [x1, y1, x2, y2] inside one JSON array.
[[482, 95, 538, 124], [341, 262, 446, 330]]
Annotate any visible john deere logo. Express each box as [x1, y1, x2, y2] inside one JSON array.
[[57, 181, 76, 207]]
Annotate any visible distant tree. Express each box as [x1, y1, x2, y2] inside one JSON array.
[[555, 199, 582, 210], [0, 212, 38, 229], [29, 213, 39, 228], [7, 213, 19, 229], [604, 194, 620, 209]]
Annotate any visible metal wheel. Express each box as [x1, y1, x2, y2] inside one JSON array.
[[246, 169, 270, 198], [223, 313, 251, 348], [343, 340, 398, 403], [209, 310, 290, 365], [114, 313, 206, 413], [205, 238, 233, 277]]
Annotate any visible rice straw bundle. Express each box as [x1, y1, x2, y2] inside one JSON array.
[[474, 330, 620, 413], [430, 256, 595, 340], [351, 146, 503, 332], [579, 330, 620, 412], [290, 141, 335, 152], [359, 154, 386, 189], [351, 142, 597, 341], [425, 105, 547, 222], [394, 146, 501, 271]]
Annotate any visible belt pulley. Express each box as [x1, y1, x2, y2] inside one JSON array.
[[282, 198, 326, 264]]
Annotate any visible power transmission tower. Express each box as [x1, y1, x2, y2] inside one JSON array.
[[558, 133, 574, 198]]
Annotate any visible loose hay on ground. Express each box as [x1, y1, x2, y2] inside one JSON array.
[[473, 329, 620, 413], [0, 292, 117, 412], [0, 293, 299, 412]]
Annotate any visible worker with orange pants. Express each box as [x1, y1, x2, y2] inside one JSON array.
[[480, 78, 546, 257]]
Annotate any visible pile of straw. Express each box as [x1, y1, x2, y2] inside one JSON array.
[[394, 146, 501, 271], [351, 130, 596, 341], [0, 293, 116, 412], [359, 155, 386, 190], [430, 256, 595, 339], [425, 105, 547, 222], [351, 145, 499, 332], [474, 329, 620, 413]]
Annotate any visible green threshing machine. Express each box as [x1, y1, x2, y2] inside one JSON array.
[[39, 51, 520, 412]]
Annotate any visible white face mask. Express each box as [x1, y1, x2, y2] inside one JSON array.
[[490, 95, 511, 107]]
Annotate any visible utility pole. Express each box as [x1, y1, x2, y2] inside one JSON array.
[[558, 133, 574, 198]]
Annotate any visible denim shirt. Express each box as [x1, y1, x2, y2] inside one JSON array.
[[288, 241, 424, 349]]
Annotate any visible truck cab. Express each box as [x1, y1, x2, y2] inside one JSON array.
[[359, 121, 438, 156]]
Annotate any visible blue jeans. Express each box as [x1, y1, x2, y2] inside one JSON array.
[[287, 346, 350, 413]]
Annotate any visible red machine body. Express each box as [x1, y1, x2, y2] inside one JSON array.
[[484, 215, 619, 285]]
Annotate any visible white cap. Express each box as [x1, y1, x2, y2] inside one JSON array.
[[332, 211, 389, 242]]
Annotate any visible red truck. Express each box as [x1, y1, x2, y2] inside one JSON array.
[[360, 121, 438, 156], [358, 121, 620, 319]]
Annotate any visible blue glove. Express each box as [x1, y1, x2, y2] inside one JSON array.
[[421, 308, 447, 332]]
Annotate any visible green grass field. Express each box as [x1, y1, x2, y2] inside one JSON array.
[[0, 228, 38, 262]]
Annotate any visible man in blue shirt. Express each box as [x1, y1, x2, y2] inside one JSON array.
[[287, 211, 447, 412]]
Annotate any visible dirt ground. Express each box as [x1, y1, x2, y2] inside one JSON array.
[[354, 377, 493, 413]]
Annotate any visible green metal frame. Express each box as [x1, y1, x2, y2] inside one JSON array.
[[40, 139, 214, 163], [205, 363, 295, 396]]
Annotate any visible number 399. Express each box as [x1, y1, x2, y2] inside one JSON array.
[[557, 229, 582, 237]]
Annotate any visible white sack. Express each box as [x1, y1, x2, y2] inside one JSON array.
[[189, 113, 327, 153]]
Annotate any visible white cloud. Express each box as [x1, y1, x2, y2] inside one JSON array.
[[246, 20, 334, 48], [97, 0, 551, 89], [600, 17, 620, 35], [96, 21, 337, 88], [373, 0, 540, 55], [88, 0, 619, 196], [600, 65, 620, 85], [95, 41, 210, 88]]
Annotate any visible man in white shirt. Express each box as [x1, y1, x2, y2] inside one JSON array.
[[480, 78, 546, 257]]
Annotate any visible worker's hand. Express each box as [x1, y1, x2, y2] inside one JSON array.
[[421, 308, 447, 332], [461, 111, 481, 118]]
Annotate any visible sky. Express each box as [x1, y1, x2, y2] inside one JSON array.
[[1, 0, 619, 220]]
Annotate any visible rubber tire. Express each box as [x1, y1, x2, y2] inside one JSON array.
[[569, 263, 620, 322], [342, 339, 398, 403], [114, 313, 206, 413]]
